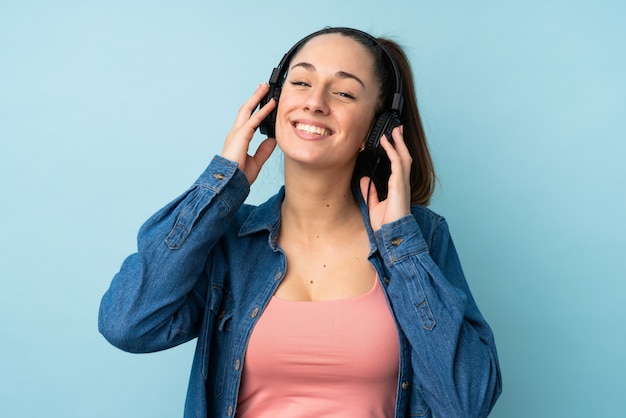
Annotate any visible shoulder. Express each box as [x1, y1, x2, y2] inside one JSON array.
[[231, 188, 285, 237]]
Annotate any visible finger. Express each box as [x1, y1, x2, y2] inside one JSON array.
[[379, 134, 401, 165], [233, 83, 272, 127], [381, 129, 411, 174], [390, 125, 412, 176], [245, 97, 276, 132], [379, 133, 410, 202]]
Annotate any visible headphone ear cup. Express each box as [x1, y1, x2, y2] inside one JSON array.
[[364, 112, 402, 156], [258, 85, 281, 137]]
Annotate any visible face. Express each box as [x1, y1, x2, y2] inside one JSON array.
[[274, 33, 380, 171]]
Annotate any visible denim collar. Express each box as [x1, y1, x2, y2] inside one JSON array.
[[238, 185, 377, 255], [238, 186, 285, 237]]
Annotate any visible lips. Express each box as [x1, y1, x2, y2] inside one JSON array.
[[294, 122, 333, 136]]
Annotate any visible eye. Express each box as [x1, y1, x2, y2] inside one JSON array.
[[336, 91, 356, 100], [288, 79, 310, 87]]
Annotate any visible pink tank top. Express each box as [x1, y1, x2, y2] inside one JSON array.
[[236, 277, 399, 417]]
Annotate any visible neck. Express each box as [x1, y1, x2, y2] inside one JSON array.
[[281, 161, 361, 236]]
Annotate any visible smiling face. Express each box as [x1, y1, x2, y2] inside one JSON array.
[[275, 33, 381, 173]]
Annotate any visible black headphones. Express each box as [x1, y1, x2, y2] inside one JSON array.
[[258, 27, 404, 158]]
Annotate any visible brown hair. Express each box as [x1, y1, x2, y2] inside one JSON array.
[[380, 37, 436, 206], [304, 28, 436, 205]]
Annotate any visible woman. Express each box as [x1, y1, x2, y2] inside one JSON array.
[[99, 27, 502, 417]]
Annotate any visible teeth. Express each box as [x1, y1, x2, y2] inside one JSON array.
[[295, 123, 331, 136]]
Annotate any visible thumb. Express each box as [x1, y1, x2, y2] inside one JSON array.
[[246, 138, 277, 184], [360, 176, 379, 207], [253, 138, 277, 167]]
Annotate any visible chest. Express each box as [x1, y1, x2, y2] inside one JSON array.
[[274, 228, 375, 301]]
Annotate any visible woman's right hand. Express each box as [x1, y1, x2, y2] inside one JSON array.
[[221, 83, 277, 185]]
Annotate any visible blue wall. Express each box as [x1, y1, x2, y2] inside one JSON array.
[[1, 1, 624, 416]]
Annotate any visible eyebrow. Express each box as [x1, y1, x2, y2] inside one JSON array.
[[289, 62, 366, 88]]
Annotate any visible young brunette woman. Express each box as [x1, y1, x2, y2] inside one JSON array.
[[99, 27, 502, 418]]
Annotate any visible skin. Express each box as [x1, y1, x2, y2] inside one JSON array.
[[221, 33, 412, 301], [274, 34, 379, 177]]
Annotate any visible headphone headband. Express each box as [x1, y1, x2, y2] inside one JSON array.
[[273, 27, 402, 111]]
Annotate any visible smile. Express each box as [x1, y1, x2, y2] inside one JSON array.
[[294, 123, 333, 136]]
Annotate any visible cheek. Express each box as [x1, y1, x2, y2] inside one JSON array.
[[274, 100, 291, 138], [276, 88, 296, 114], [351, 113, 376, 140]]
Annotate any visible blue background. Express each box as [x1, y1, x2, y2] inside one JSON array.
[[1, 1, 625, 416]]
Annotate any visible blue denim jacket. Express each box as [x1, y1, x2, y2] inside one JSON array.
[[99, 155, 501, 418]]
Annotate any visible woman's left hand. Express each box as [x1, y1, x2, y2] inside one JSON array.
[[360, 125, 412, 232]]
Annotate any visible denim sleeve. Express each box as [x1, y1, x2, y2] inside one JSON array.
[[98, 155, 249, 354], [375, 215, 502, 418]]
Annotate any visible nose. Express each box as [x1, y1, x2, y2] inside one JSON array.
[[303, 87, 329, 114]]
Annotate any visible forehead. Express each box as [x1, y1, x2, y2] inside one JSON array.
[[289, 33, 376, 77]]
